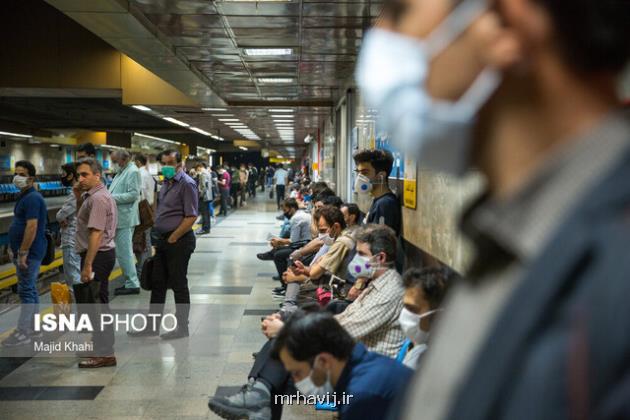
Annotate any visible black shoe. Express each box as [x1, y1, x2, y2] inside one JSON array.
[[272, 275, 281, 281], [256, 251, 275, 261], [275, 214, 284, 220], [272, 286, 286, 294], [272, 289, 285, 297], [195, 229, 210, 235], [160, 327, 189, 340], [115, 287, 140, 296], [127, 328, 159, 337]]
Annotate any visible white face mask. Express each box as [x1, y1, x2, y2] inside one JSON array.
[[398, 307, 441, 345], [321, 233, 335, 246], [355, 0, 500, 177], [13, 175, 30, 189], [295, 357, 334, 397], [354, 174, 373, 194], [348, 254, 378, 279]]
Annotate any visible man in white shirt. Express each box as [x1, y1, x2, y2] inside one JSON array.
[[272, 164, 288, 210], [134, 154, 155, 279]]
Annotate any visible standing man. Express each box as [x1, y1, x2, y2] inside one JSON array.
[[217, 166, 231, 216], [1, 161, 48, 347], [239, 163, 249, 206], [109, 150, 142, 296], [128, 150, 197, 339], [134, 154, 156, 279], [248, 163, 258, 198], [56, 163, 81, 293], [76, 142, 96, 159], [352, 149, 401, 236], [195, 162, 212, 234], [362, 1, 630, 419], [74, 158, 117, 368], [273, 164, 288, 210]]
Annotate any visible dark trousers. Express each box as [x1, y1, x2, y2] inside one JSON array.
[[74, 249, 116, 356], [219, 188, 230, 215], [149, 230, 196, 329], [275, 185, 285, 209], [231, 185, 241, 208], [249, 339, 292, 420], [248, 181, 257, 197], [273, 246, 293, 278], [199, 198, 211, 231]]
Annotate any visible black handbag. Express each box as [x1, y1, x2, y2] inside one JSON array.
[[140, 256, 155, 291], [41, 230, 55, 265]]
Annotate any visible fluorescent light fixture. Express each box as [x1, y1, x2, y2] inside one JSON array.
[[163, 117, 190, 127], [211, 135, 224, 141], [273, 119, 294, 123], [190, 127, 211, 136], [277, 155, 284, 158], [258, 78, 293, 84], [271, 115, 294, 118], [212, 114, 234, 117], [267, 97, 288, 101], [133, 132, 181, 145], [49, 144, 60, 148], [239, 146, 249, 151], [202, 107, 227, 111], [0, 131, 32, 138], [269, 109, 294, 113], [132, 105, 152, 112], [244, 48, 292, 56], [219, 118, 240, 122]]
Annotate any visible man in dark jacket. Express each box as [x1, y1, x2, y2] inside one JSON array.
[[368, 0, 630, 419]]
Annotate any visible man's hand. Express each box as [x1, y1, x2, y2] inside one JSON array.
[[18, 253, 28, 270], [81, 264, 93, 283], [289, 249, 301, 260], [167, 234, 178, 244], [270, 238, 281, 248], [261, 317, 285, 339], [347, 286, 361, 301], [293, 260, 309, 276], [73, 185, 82, 200]]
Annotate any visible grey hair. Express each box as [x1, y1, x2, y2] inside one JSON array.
[[111, 149, 132, 161], [355, 224, 397, 262], [76, 157, 103, 175]]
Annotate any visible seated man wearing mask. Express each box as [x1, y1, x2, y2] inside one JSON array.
[[398, 267, 457, 369], [358, 1, 630, 419], [280, 205, 355, 314], [208, 225, 405, 420], [272, 310, 413, 420]]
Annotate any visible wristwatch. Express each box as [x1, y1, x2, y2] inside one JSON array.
[[354, 279, 366, 290]]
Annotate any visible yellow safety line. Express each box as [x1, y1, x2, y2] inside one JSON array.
[[0, 250, 64, 283], [0, 267, 123, 340]]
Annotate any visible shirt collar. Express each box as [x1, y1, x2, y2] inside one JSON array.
[[368, 268, 397, 291], [83, 182, 104, 197], [19, 186, 36, 197], [335, 343, 367, 394], [462, 111, 630, 274]]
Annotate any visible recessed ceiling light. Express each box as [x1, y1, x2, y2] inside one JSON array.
[[0, 130, 32, 138], [269, 109, 294, 113], [202, 108, 227, 111], [132, 105, 152, 112], [258, 78, 293, 84], [239, 146, 249, 151], [219, 119, 240, 122], [163, 117, 190, 127], [190, 127, 211, 136], [244, 48, 293, 56]]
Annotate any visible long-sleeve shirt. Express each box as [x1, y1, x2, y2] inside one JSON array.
[[56, 191, 78, 248], [139, 166, 155, 205], [335, 269, 406, 358]]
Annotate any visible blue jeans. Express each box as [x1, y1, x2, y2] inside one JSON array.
[[62, 245, 82, 287], [14, 257, 42, 333]]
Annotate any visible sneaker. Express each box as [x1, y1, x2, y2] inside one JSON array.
[[160, 327, 189, 340], [275, 214, 284, 220], [271, 275, 281, 281], [195, 229, 210, 235], [271, 289, 285, 297], [208, 378, 271, 420], [1, 329, 32, 347], [272, 286, 286, 294], [256, 251, 275, 261]]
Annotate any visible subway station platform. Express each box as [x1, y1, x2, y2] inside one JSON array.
[[0, 196, 324, 420]]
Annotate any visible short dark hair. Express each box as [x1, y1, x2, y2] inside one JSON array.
[[60, 162, 77, 178], [353, 149, 394, 176], [538, 0, 630, 73], [77, 142, 96, 156], [402, 267, 459, 310], [157, 149, 182, 163], [313, 188, 335, 202], [321, 195, 343, 208], [310, 181, 329, 196], [76, 157, 103, 175], [16, 160, 36, 177], [342, 203, 362, 222], [318, 205, 346, 231], [282, 198, 299, 210], [356, 224, 397, 262], [271, 310, 355, 362], [134, 154, 148, 166]]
